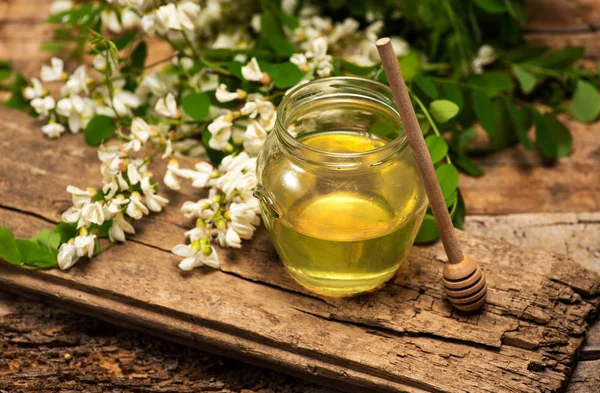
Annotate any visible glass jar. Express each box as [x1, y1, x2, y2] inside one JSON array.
[[255, 77, 427, 296]]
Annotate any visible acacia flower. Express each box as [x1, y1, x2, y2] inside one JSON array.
[[172, 240, 220, 270], [207, 114, 233, 151], [156, 3, 181, 30], [126, 191, 149, 219], [23, 78, 45, 100], [243, 121, 267, 155], [74, 229, 96, 258], [31, 96, 55, 117], [215, 84, 246, 103], [40, 57, 65, 82], [241, 58, 270, 84], [127, 163, 143, 185], [41, 122, 65, 138], [79, 201, 105, 228], [62, 65, 89, 96], [57, 241, 79, 270], [177, 1, 201, 30], [108, 212, 135, 242], [155, 93, 179, 118], [141, 176, 169, 212], [472, 45, 496, 74]]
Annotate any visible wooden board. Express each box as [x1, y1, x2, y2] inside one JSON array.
[[1, 0, 600, 391], [1, 107, 600, 393]]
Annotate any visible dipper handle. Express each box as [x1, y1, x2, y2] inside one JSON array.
[[376, 37, 463, 265]]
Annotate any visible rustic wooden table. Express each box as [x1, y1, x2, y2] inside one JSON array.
[[0, 1, 599, 392]]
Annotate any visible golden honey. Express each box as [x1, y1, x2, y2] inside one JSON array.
[[267, 132, 425, 295]]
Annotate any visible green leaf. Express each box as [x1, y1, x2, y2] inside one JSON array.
[[425, 135, 448, 164], [30, 229, 61, 256], [15, 240, 58, 269], [397, 52, 422, 82], [341, 60, 377, 76], [181, 92, 211, 121], [271, 62, 304, 88], [0, 227, 22, 265], [453, 154, 484, 177], [4, 91, 27, 111], [440, 84, 463, 109], [429, 100, 459, 123], [371, 121, 397, 138], [84, 115, 115, 146], [504, 0, 526, 23], [569, 80, 600, 123], [452, 191, 466, 229], [504, 99, 534, 150], [260, 10, 295, 56], [0, 69, 10, 81], [435, 164, 460, 200], [131, 41, 147, 70], [533, 111, 573, 159], [40, 42, 66, 52], [474, 0, 506, 14], [451, 126, 478, 153], [413, 75, 438, 99], [415, 214, 439, 243], [112, 31, 137, 50], [0, 60, 12, 69], [56, 222, 78, 243], [472, 90, 496, 140], [512, 65, 537, 94], [468, 72, 513, 97], [503, 45, 548, 62], [537, 46, 584, 69]]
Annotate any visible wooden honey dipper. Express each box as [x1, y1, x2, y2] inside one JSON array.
[[376, 37, 487, 312]]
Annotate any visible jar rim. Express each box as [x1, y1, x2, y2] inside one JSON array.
[[275, 77, 408, 164]]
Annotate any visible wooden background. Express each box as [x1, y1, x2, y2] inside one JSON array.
[[0, 0, 599, 392]]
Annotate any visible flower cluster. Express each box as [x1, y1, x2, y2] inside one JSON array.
[[170, 153, 260, 270], [57, 133, 169, 269]]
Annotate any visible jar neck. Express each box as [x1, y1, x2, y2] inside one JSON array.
[[275, 77, 408, 169]]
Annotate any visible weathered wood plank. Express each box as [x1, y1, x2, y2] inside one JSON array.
[[525, 0, 600, 31], [460, 118, 600, 214], [0, 107, 599, 392]]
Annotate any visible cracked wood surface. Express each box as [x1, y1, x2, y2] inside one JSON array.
[[1, 107, 600, 393]]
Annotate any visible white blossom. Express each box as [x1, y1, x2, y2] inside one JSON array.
[[281, 0, 298, 15], [31, 95, 55, 117], [127, 163, 143, 185], [207, 114, 233, 151], [23, 78, 45, 100], [243, 121, 267, 155], [62, 65, 89, 96], [109, 212, 135, 242], [74, 233, 96, 258], [241, 57, 268, 83], [472, 45, 496, 74], [156, 3, 180, 30], [121, 8, 141, 30], [126, 191, 149, 219], [50, 0, 73, 15], [390, 36, 410, 57], [172, 241, 219, 270], [155, 93, 179, 118], [102, 9, 123, 34], [111, 89, 141, 117], [131, 117, 151, 144], [215, 84, 245, 103], [141, 176, 169, 212], [41, 122, 65, 138], [40, 57, 65, 82], [177, 1, 201, 30], [79, 201, 105, 228], [57, 242, 79, 270], [164, 159, 183, 190]]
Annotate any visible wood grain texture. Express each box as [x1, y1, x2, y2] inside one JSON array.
[[0, 107, 599, 392]]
